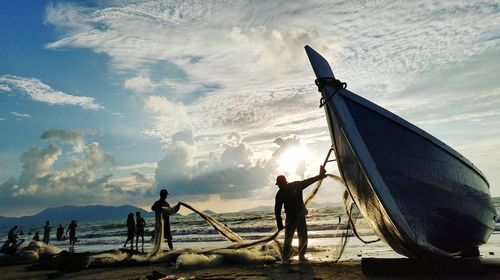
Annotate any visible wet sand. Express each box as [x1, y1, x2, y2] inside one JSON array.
[[2, 258, 500, 280]]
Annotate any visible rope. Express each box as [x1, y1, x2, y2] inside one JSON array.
[[315, 78, 347, 108]]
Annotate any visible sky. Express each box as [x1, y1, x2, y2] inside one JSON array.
[[1, 0, 499, 217]]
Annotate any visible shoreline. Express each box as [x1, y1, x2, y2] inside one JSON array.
[[2, 258, 500, 280]]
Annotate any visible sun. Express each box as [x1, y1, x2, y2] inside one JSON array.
[[277, 145, 308, 176]]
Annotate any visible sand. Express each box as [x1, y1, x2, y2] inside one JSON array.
[[2, 258, 500, 280]]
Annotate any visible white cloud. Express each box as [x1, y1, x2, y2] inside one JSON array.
[[0, 75, 103, 110], [11, 111, 31, 118], [0, 130, 138, 214], [43, 1, 500, 91], [0, 84, 11, 92], [153, 131, 317, 200], [16, 144, 62, 193], [124, 75, 156, 94], [41, 0, 500, 196], [417, 111, 500, 125], [142, 95, 192, 140], [125, 74, 204, 96], [143, 95, 184, 115], [115, 161, 157, 171]]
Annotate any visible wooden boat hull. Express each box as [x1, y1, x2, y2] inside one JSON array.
[[305, 46, 497, 258]]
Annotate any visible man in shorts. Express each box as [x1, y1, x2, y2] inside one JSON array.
[[135, 211, 146, 252]]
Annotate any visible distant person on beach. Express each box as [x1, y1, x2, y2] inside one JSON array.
[[151, 189, 180, 250], [43, 221, 51, 244], [56, 224, 65, 241], [274, 165, 326, 262], [2, 226, 25, 254], [7, 225, 18, 243], [135, 211, 146, 252], [123, 213, 135, 250], [66, 220, 78, 249], [33, 231, 40, 241], [0, 240, 20, 255]]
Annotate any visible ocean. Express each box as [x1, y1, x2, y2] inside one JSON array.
[[2, 205, 499, 261]]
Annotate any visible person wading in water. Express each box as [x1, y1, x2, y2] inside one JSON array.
[[42, 221, 51, 244], [66, 220, 78, 252], [135, 211, 146, 252], [274, 165, 326, 262], [56, 224, 65, 241], [151, 189, 180, 250], [123, 213, 135, 250]]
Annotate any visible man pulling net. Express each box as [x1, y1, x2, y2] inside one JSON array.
[[149, 189, 180, 257], [274, 165, 327, 262]]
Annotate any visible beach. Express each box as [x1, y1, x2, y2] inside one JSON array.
[[1, 234, 499, 279], [1, 204, 500, 279], [2, 258, 500, 280]]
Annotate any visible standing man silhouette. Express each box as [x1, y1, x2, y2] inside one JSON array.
[[7, 225, 18, 243], [66, 220, 78, 252], [123, 213, 135, 250], [135, 211, 146, 252], [56, 224, 65, 241], [42, 221, 51, 244], [274, 165, 326, 262], [151, 189, 180, 250]]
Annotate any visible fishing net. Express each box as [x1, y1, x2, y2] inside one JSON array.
[[148, 210, 165, 257], [148, 172, 378, 262]]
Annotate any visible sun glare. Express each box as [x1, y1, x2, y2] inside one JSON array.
[[277, 146, 308, 176]]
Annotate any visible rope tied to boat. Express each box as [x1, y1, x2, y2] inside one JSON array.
[[316, 78, 347, 108]]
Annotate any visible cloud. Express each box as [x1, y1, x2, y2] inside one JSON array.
[[219, 132, 255, 169], [40, 129, 85, 152], [83, 142, 116, 169], [154, 131, 315, 200], [130, 171, 150, 184], [44, 1, 500, 92], [11, 111, 31, 118], [0, 75, 103, 110], [124, 74, 205, 98], [0, 84, 11, 92], [142, 95, 192, 140], [0, 130, 136, 215], [417, 111, 500, 125], [171, 129, 195, 145], [16, 144, 62, 193], [115, 161, 157, 171], [42, 1, 342, 144], [124, 75, 156, 94], [37, 0, 500, 197]]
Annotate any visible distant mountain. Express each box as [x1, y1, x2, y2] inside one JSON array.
[[0, 205, 155, 227]]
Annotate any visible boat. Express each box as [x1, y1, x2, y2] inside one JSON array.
[[304, 45, 497, 258]]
